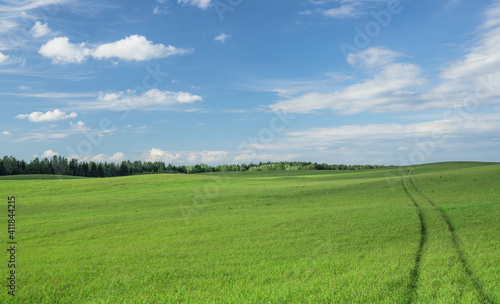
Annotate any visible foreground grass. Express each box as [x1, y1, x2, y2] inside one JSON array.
[[0, 163, 498, 303]]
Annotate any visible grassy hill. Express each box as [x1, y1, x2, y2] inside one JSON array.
[[0, 162, 498, 303]]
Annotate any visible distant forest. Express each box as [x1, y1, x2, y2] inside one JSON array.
[[0, 155, 391, 178]]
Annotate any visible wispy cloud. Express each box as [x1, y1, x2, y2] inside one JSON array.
[[215, 33, 231, 43], [269, 14, 500, 116], [238, 112, 500, 164], [0, 0, 73, 51], [238, 72, 354, 98], [73, 89, 203, 111], [13, 133, 69, 143], [322, 5, 359, 18], [304, 0, 392, 19], [178, 0, 212, 9], [269, 47, 426, 114]]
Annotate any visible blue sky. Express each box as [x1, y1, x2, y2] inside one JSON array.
[[1, 0, 500, 165]]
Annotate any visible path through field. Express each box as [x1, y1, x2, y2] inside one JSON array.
[[402, 170, 494, 303], [1, 163, 498, 303]]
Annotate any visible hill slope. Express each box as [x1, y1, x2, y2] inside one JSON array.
[[0, 162, 498, 303]]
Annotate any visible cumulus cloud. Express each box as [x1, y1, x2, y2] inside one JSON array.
[[39, 35, 190, 64], [1, 131, 11, 136], [215, 33, 231, 43], [16, 109, 78, 123], [144, 148, 231, 164], [70, 121, 91, 132], [0, 52, 9, 64], [142, 148, 297, 165], [30, 21, 52, 38], [40, 150, 58, 158], [92, 35, 190, 61], [147, 148, 182, 163], [76, 89, 202, 111], [38, 37, 91, 64], [90, 152, 126, 163], [178, 0, 212, 9]]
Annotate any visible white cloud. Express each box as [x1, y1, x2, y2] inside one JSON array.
[[144, 148, 231, 164], [108, 152, 126, 163], [347, 47, 403, 69], [215, 33, 231, 43], [1, 131, 11, 136], [30, 21, 52, 38], [239, 74, 355, 99], [0, 20, 17, 34], [146, 148, 182, 163], [93, 35, 190, 61], [39, 37, 91, 64], [270, 48, 426, 114], [18, 85, 30, 90], [39, 35, 191, 64], [268, 36, 500, 114], [70, 121, 91, 132], [306, 0, 392, 19], [0, 52, 9, 64], [236, 113, 500, 164], [82, 152, 126, 163], [438, 1, 500, 83], [0, 0, 71, 13], [76, 89, 202, 111], [14, 133, 69, 143], [1, 91, 97, 99], [442, 28, 500, 80], [143, 148, 298, 165], [41, 150, 58, 158], [178, 0, 212, 9], [16, 109, 78, 123], [322, 5, 358, 18], [483, 0, 500, 29], [0, 0, 75, 51]]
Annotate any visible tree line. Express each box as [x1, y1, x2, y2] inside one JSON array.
[[0, 155, 390, 178]]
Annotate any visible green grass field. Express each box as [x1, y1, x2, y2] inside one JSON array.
[[0, 162, 498, 303]]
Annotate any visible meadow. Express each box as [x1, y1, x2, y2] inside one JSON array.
[[0, 162, 498, 303]]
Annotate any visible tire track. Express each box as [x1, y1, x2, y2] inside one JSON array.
[[401, 177, 426, 303], [408, 179, 494, 304]]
